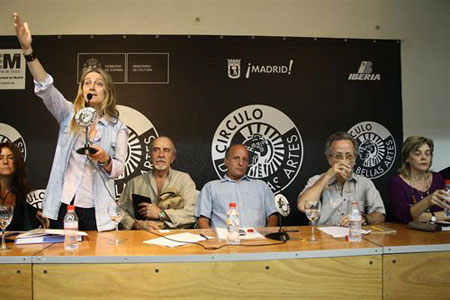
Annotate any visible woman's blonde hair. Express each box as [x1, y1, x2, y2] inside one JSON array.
[[70, 68, 119, 133], [398, 136, 434, 178]]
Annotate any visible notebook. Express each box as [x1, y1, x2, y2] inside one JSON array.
[[132, 194, 152, 220]]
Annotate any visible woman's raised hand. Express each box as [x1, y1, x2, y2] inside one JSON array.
[[13, 13, 33, 53]]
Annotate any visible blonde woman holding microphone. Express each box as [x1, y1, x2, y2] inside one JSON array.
[[14, 13, 128, 231]]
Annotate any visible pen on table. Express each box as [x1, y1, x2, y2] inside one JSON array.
[[199, 233, 209, 240], [371, 226, 383, 232]]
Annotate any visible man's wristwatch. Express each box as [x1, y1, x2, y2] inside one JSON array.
[[158, 210, 167, 221], [430, 211, 436, 223]]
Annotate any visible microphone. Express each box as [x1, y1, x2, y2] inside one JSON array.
[[86, 93, 93, 103], [265, 194, 291, 241], [75, 93, 98, 155]]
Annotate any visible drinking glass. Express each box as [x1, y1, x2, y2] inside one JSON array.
[[108, 204, 124, 245], [305, 200, 321, 241], [0, 205, 14, 250]]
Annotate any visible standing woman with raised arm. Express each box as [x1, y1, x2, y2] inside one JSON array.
[[14, 13, 129, 231]]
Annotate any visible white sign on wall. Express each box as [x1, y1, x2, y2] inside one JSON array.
[[0, 49, 26, 90]]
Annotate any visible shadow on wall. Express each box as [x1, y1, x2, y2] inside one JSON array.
[[440, 167, 450, 180]]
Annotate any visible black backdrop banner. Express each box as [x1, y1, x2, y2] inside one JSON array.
[[0, 35, 402, 225]]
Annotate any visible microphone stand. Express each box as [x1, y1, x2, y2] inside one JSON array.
[[81, 119, 96, 155], [265, 214, 290, 241]]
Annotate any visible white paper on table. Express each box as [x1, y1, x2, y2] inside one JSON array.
[[143, 232, 208, 248], [318, 226, 371, 238], [437, 220, 450, 231], [215, 227, 265, 240], [215, 228, 227, 240]]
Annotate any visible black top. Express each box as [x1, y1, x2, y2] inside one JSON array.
[[4, 187, 38, 231]]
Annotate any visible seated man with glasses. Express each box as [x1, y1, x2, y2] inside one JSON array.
[[297, 131, 385, 226]]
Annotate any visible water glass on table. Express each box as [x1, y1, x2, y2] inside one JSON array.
[[108, 204, 125, 245], [305, 200, 321, 241], [0, 205, 14, 250]]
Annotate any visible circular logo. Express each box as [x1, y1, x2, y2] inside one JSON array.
[[275, 194, 290, 217], [0, 123, 27, 160], [348, 121, 396, 179], [212, 104, 303, 194], [75, 107, 97, 127], [26, 189, 45, 210], [114, 105, 158, 198]]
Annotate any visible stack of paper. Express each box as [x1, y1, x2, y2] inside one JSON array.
[[15, 229, 87, 245], [144, 232, 209, 248], [318, 226, 371, 238], [215, 227, 265, 240]]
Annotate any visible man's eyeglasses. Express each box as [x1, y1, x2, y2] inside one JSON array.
[[332, 153, 356, 161]]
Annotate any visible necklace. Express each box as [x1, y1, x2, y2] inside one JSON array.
[[409, 173, 431, 205]]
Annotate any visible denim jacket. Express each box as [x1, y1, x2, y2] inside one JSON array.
[[35, 75, 128, 231]]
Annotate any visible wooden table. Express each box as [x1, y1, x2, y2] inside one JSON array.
[[362, 222, 450, 300], [3, 224, 449, 299], [31, 227, 382, 300], [0, 239, 52, 300]]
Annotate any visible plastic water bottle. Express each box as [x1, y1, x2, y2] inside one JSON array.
[[64, 205, 79, 250], [226, 202, 240, 245], [348, 201, 362, 242], [444, 180, 450, 218]]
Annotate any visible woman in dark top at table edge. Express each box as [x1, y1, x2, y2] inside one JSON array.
[[388, 136, 450, 224], [0, 142, 41, 231]]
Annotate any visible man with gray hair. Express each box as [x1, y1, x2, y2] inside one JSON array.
[[297, 131, 385, 226], [196, 144, 278, 229], [119, 136, 197, 230]]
